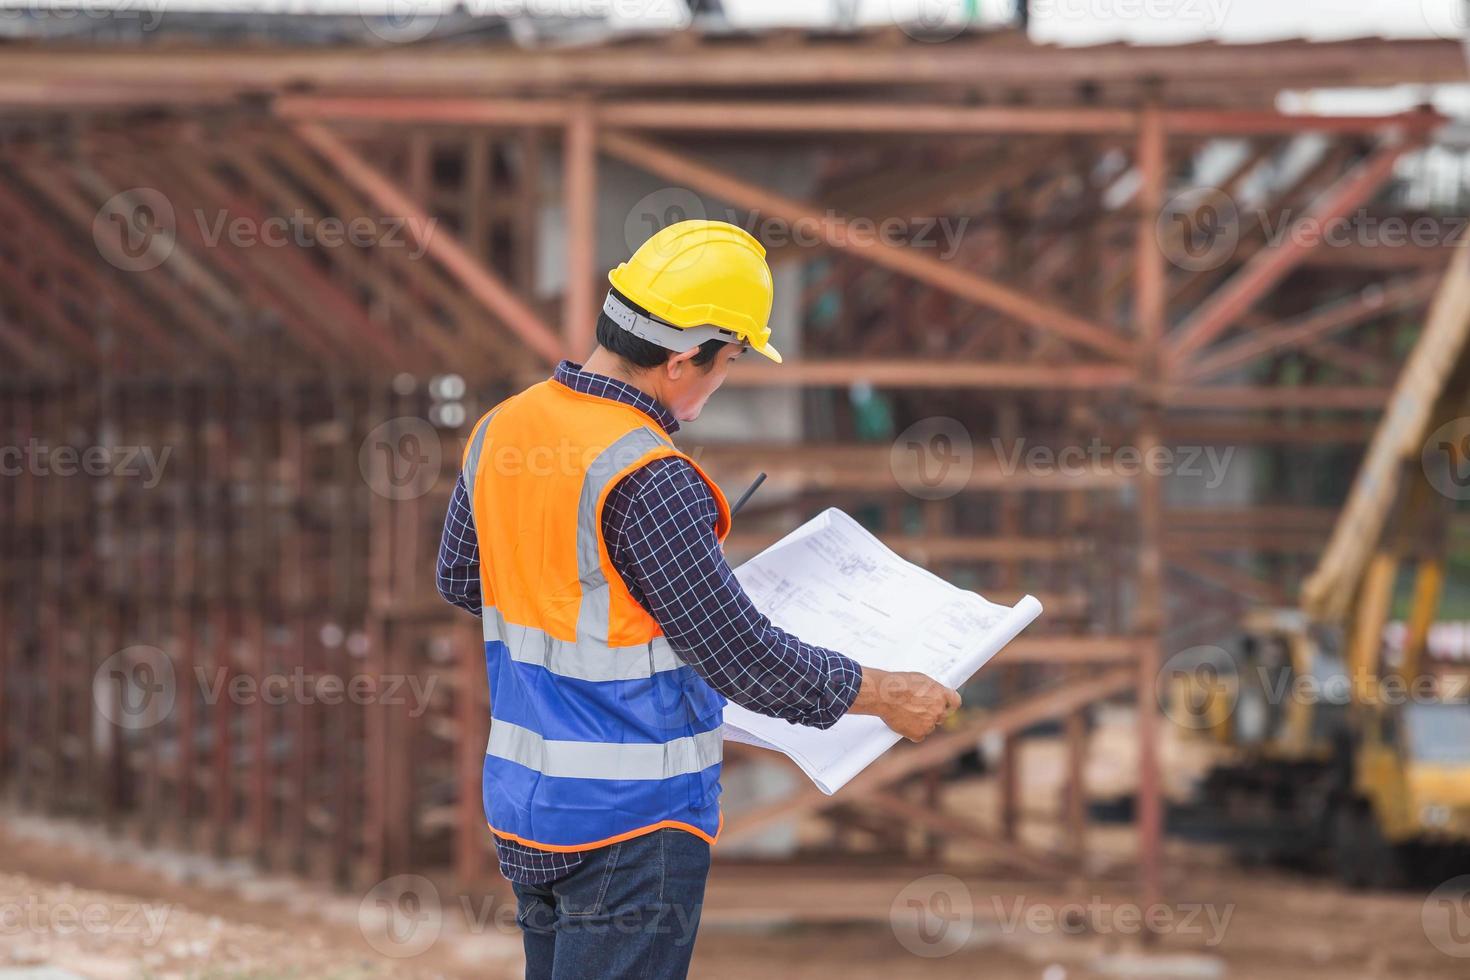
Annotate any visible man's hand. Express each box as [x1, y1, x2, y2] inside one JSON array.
[[848, 667, 962, 742]]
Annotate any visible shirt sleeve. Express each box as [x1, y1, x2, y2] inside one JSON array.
[[602, 456, 863, 730], [436, 472, 483, 617]]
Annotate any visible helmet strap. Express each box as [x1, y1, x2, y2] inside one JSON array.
[[602, 292, 744, 354]]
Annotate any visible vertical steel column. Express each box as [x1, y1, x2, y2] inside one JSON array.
[[0, 385, 10, 795], [564, 99, 599, 359], [282, 383, 311, 873], [174, 381, 199, 849], [209, 381, 236, 858], [247, 382, 272, 865], [363, 388, 391, 882], [16, 387, 37, 808], [1132, 102, 1168, 919], [515, 129, 543, 296]]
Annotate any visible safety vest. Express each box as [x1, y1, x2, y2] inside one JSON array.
[[461, 377, 732, 852]]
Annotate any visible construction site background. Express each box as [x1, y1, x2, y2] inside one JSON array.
[[4, 2, 1470, 977]]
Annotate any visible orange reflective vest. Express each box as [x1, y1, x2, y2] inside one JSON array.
[[462, 377, 732, 851]]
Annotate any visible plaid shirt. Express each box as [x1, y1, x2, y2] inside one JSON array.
[[437, 360, 863, 884]]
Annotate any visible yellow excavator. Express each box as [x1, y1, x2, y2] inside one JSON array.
[[1185, 248, 1470, 888]]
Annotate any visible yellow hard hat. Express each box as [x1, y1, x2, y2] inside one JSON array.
[[606, 219, 782, 363]]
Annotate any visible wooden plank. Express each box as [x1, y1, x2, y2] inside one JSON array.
[[1303, 246, 1470, 621]]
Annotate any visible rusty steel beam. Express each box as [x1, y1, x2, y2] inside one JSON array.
[[1165, 528, 1328, 554], [1163, 106, 1443, 136], [1177, 274, 1439, 383], [1167, 141, 1357, 316], [291, 123, 566, 366], [278, 95, 572, 126], [71, 166, 250, 322], [860, 792, 1069, 876], [604, 103, 1441, 137], [222, 148, 469, 371], [152, 150, 422, 374], [0, 294, 55, 372], [9, 37, 1460, 92], [1167, 552, 1292, 607], [0, 181, 176, 364], [723, 360, 1136, 389], [605, 101, 1137, 134], [1165, 139, 1418, 369], [262, 139, 526, 372], [697, 447, 1134, 492], [0, 253, 102, 366], [1158, 417, 1375, 443], [20, 166, 248, 365], [113, 154, 360, 371], [278, 97, 1430, 149], [999, 636, 1138, 663], [721, 669, 1136, 845], [600, 130, 1135, 362], [1163, 385, 1392, 409]]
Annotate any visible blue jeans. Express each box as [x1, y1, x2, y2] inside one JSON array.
[[512, 828, 711, 980]]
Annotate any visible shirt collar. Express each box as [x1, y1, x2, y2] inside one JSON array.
[[553, 360, 680, 435]]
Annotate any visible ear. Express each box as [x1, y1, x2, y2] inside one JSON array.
[[665, 347, 699, 380]]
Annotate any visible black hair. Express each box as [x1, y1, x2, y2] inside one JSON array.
[[596, 288, 728, 370]]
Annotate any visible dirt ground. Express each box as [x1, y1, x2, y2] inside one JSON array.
[[2, 813, 1467, 980], [3, 714, 1466, 980]]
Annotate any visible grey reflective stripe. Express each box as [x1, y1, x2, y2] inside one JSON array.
[[461, 409, 497, 498], [483, 608, 684, 682], [486, 720, 723, 781], [574, 427, 673, 645]]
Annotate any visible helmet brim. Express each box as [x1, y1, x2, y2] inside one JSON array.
[[749, 339, 783, 364]]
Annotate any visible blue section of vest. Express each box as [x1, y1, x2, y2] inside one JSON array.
[[482, 755, 722, 847], [480, 639, 724, 849], [489, 657, 724, 744]]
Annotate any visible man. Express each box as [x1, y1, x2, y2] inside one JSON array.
[[438, 219, 960, 980]]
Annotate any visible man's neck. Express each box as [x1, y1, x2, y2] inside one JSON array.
[[582, 347, 662, 404]]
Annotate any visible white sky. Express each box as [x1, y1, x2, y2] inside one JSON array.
[[731, 0, 1466, 42], [7, 0, 1466, 41]]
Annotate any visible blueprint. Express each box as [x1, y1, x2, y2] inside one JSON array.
[[722, 508, 1044, 794]]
